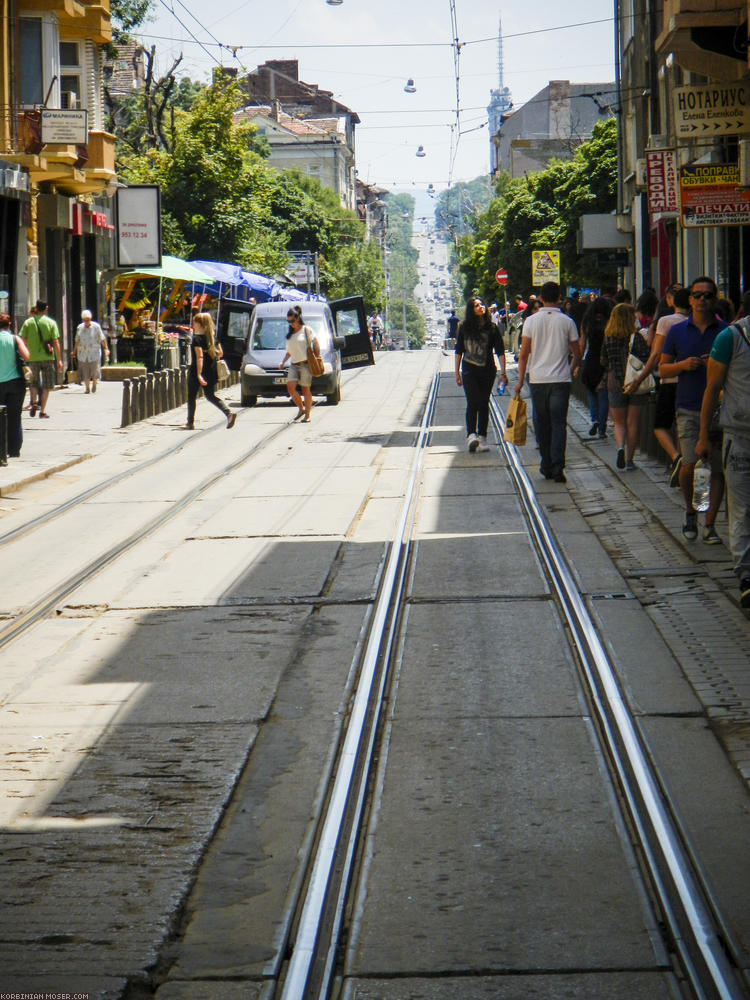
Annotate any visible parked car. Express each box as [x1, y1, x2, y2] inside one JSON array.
[[218, 297, 373, 407]]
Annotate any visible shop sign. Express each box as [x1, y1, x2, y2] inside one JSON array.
[[646, 150, 679, 218], [116, 186, 162, 267], [679, 163, 750, 228], [531, 250, 560, 286], [673, 84, 750, 138], [41, 109, 88, 144]]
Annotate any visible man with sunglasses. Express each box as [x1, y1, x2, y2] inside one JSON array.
[[660, 277, 727, 542]]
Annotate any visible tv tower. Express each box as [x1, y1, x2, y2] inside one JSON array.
[[487, 15, 513, 175]]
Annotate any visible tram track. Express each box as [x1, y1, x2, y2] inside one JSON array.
[[261, 374, 747, 1000], [486, 395, 747, 1000]]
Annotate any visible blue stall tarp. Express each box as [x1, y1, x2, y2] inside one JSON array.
[[191, 260, 280, 301]]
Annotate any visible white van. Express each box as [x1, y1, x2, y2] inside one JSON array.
[[218, 297, 373, 407]]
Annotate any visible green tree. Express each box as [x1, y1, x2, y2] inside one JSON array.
[[458, 118, 619, 304]]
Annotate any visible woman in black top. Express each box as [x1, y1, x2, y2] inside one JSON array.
[[579, 296, 612, 438], [184, 312, 236, 430], [455, 296, 507, 452]]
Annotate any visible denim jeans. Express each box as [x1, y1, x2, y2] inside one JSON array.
[[530, 382, 572, 476], [588, 386, 608, 434], [461, 364, 495, 437]]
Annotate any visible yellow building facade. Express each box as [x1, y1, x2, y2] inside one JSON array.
[[0, 0, 116, 345]]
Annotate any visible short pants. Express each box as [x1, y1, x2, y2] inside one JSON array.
[[29, 360, 57, 390], [287, 361, 312, 387], [676, 408, 723, 476]]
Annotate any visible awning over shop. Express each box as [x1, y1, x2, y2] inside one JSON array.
[[117, 255, 210, 283], [191, 260, 280, 301]]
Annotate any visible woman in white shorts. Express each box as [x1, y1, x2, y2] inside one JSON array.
[[281, 305, 321, 423]]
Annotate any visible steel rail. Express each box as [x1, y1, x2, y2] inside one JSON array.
[[490, 399, 746, 1000], [0, 421, 292, 653], [279, 370, 440, 1000], [0, 420, 221, 548]]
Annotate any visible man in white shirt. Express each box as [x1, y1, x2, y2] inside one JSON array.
[[514, 282, 581, 483]]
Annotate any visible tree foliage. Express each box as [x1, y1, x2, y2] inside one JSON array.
[[434, 176, 493, 241], [115, 76, 385, 310], [457, 118, 619, 304], [110, 0, 153, 45], [383, 193, 424, 348]]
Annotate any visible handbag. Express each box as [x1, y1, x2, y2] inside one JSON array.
[[305, 326, 324, 377], [35, 318, 54, 355], [504, 396, 527, 446], [623, 333, 655, 394], [216, 358, 230, 381], [16, 348, 32, 383]]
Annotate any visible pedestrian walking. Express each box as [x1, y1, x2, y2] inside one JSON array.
[[71, 309, 109, 393], [659, 276, 726, 542], [695, 317, 750, 608], [454, 296, 507, 453], [184, 312, 236, 431], [447, 309, 459, 346], [578, 296, 612, 438], [600, 303, 650, 472], [641, 287, 690, 486], [0, 313, 29, 458], [514, 281, 581, 482], [697, 313, 750, 607], [19, 300, 62, 419], [281, 304, 320, 423]]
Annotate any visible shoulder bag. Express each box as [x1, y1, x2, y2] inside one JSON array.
[[305, 326, 324, 377], [15, 340, 32, 383], [624, 333, 655, 394], [216, 357, 230, 380], [35, 318, 54, 355]]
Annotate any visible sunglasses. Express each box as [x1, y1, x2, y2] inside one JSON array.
[[690, 291, 715, 300]]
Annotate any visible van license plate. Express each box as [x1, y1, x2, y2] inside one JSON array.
[[272, 376, 287, 385]]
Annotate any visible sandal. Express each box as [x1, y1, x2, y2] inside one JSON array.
[[39, 412, 50, 419]]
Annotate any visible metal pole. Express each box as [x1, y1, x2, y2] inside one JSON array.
[[402, 258, 407, 351]]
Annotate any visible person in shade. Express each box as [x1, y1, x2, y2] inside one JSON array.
[[71, 309, 109, 393], [697, 311, 750, 607], [0, 313, 29, 457], [600, 303, 651, 473], [660, 276, 726, 543], [514, 282, 581, 483], [184, 312, 236, 431], [19, 299, 62, 418], [454, 296, 507, 453]]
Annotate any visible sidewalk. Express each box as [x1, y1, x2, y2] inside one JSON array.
[[0, 381, 233, 497]]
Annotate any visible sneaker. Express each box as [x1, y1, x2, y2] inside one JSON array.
[[669, 454, 682, 489], [741, 579, 750, 609], [226, 412, 237, 429], [702, 524, 721, 545], [682, 511, 698, 541], [598, 430, 607, 439], [588, 423, 598, 437], [626, 459, 637, 471], [616, 447, 626, 470], [467, 433, 479, 453], [475, 436, 490, 452]]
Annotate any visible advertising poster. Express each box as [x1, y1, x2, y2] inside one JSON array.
[[679, 163, 750, 228], [646, 150, 679, 218], [116, 186, 162, 267]]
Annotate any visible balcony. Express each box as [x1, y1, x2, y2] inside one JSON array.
[[656, 0, 747, 81], [20, 0, 111, 43], [0, 107, 116, 193]]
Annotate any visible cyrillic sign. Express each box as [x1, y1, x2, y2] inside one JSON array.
[[646, 150, 679, 218], [673, 84, 749, 138], [679, 163, 750, 228]]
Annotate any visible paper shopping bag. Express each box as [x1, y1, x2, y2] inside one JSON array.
[[504, 396, 527, 446]]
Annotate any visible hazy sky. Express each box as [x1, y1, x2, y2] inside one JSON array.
[[137, 0, 615, 193]]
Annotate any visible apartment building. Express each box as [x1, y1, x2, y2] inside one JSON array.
[[616, 0, 748, 298], [0, 0, 116, 338]]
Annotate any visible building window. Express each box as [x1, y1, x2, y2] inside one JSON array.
[[19, 17, 60, 107], [19, 20, 43, 105], [60, 42, 82, 109]]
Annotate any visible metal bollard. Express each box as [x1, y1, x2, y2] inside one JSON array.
[[146, 373, 155, 417], [157, 371, 167, 414], [121, 380, 132, 428], [179, 366, 188, 405], [138, 376, 147, 421], [0, 404, 7, 466], [129, 377, 139, 425]]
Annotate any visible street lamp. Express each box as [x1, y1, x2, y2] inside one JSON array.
[[404, 78, 416, 93], [326, 0, 343, 5], [416, 145, 426, 157]]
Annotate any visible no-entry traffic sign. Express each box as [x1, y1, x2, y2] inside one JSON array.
[[495, 268, 508, 285]]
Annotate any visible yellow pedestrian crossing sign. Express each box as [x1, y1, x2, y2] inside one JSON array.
[[531, 250, 560, 286]]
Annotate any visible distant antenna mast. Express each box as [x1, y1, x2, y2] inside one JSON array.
[[487, 13, 513, 175]]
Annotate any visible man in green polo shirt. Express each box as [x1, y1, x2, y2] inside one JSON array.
[[20, 300, 62, 418]]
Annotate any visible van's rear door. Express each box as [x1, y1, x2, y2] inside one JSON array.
[[330, 295, 374, 369], [217, 299, 255, 371]]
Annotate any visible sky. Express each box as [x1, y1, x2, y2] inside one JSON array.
[[135, 0, 615, 197]]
